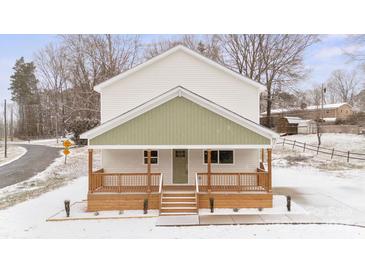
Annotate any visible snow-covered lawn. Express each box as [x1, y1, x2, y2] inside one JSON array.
[[283, 133, 365, 154], [0, 145, 26, 167], [274, 133, 365, 170], [0, 176, 364, 238]]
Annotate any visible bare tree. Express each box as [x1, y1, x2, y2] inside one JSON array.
[[34, 43, 70, 135], [345, 35, 365, 63], [326, 69, 360, 105], [32, 35, 142, 139], [219, 34, 319, 127], [143, 34, 223, 62]]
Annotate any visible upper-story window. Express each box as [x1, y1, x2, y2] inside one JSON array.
[[144, 150, 158, 164], [204, 150, 234, 164]]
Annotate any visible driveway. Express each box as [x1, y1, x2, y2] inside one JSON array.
[[0, 144, 61, 188]]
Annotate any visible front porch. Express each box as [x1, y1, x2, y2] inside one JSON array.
[[87, 148, 273, 213]]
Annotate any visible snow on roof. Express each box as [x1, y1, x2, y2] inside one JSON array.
[[283, 116, 314, 125], [285, 117, 305, 124], [261, 103, 350, 115], [323, 117, 337, 122], [305, 103, 349, 110]]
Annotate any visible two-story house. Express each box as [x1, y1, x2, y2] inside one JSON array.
[[80, 45, 278, 216]]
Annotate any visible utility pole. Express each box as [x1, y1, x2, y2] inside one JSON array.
[[55, 116, 59, 144], [321, 84, 326, 121], [4, 99, 7, 158], [10, 105, 13, 141]]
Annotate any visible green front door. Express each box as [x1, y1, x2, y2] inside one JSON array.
[[173, 149, 188, 184]]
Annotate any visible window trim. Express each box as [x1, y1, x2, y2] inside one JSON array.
[[143, 150, 159, 165], [203, 150, 235, 165]]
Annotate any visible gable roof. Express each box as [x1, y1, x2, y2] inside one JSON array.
[[94, 45, 266, 92], [81, 86, 278, 143]]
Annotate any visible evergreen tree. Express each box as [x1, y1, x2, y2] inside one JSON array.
[[9, 57, 39, 137]]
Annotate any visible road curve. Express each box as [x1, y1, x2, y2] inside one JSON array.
[[0, 144, 61, 189]]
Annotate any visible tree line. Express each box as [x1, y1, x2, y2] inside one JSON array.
[[6, 34, 365, 142]]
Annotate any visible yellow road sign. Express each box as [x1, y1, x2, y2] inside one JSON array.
[[63, 140, 72, 147]]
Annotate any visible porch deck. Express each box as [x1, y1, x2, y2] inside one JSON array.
[[87, 148, 273, 212]]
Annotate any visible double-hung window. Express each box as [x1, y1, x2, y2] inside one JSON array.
[[144, 150, 158, 164], [204, 150, 234, 164]]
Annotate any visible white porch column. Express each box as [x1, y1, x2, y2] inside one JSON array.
[[147, 149, 151, 193], [207, 149, 211, 193]]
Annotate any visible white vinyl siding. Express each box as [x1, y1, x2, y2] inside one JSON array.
[[100, 50, 260, 123], [101, 149, 259, 185], [102, 149, 172, 183]]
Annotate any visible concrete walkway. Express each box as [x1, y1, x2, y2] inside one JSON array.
[[155, 213, 323, 226]]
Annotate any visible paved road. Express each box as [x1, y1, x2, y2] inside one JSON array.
[[0, 144, 61, 188]]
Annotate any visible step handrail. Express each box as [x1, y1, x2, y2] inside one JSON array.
[[195, 173, 199, 193], [158, 173, 164, 193], [158, 173, 164, 216], [195, 173, 200, 214]]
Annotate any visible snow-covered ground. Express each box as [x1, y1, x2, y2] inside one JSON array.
[[274, 133, 365, 170], [0, 133, 364, 238], [0, 176, 364, 238], [0, 146, 100, 210], [283, 133, 365, 154], [0, 145, 26, 167]]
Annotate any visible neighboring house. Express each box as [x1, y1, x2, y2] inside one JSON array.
[[262, 103, 353, 122], [80, 45, 279, 215]]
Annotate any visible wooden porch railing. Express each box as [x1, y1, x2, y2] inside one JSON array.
[[196, 171, 270, 192], [89, 171, 162, 193]]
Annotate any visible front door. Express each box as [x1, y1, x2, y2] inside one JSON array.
[[173, 149, 188, 184]]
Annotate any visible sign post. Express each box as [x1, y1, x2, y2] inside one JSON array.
[[63, 139, 72, 164], [4, 99, 7, 158]]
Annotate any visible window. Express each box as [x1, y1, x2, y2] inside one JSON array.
[[204, 150, 218, 163], [144, 150, 158, 164], [204, 150, 233, 164], [219, 150, 234, 164], [175, 150, 186, 158]]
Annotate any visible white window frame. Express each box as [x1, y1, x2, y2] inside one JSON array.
[[143, 150, 159, 165], [203, 150, 235, 165]]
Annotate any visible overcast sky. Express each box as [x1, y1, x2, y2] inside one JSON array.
[[0, 34, 362, 102]]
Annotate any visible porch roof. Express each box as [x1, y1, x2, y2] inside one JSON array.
[[82, 86, 278, 148]]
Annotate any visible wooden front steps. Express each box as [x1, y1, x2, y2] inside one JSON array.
[[160, 185, 198, 216]]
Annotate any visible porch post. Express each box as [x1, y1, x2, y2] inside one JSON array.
[[267, 148, 272, 192], [260, 148, 265, 170], [207, 149, 211, 193], [261, 148, 265, 164], [147, 150, 151, 193], [88, 149, 93, 191]]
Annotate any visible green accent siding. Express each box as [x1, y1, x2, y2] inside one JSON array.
[[90, 97, 270, 145]]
